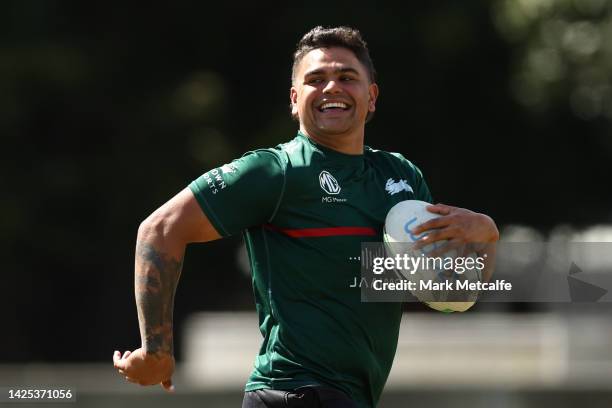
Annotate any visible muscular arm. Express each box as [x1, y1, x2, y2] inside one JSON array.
[[136, 187, 220, 354], [114, 187, 220, 388], [134, 238, 183, 356]]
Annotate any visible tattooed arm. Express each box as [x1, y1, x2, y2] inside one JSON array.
[[113, 187, 221, 391]]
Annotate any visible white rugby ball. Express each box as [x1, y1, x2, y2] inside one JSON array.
[[384, 200, 480, 313]]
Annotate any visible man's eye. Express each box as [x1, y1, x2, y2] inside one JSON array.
[[341, 76, 354, 81], [307, 78, 323, 84]]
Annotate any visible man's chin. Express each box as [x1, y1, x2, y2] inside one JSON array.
[[315, 121, 354, 135]]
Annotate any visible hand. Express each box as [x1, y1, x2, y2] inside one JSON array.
[[412, 203, 499, 256], [113, 348, 175, 392]]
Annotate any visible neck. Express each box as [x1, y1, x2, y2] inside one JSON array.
[[300, 126, 365, 155]]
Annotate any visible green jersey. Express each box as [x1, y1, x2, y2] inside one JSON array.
[[189, 132, 432, 408]]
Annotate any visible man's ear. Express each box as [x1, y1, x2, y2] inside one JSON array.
[[290, 87, 298, 117], [368, 83, 379, 112]]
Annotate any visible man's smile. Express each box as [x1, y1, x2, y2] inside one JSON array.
[[316, 100, 352, 113]]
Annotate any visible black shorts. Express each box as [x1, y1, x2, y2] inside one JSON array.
[[242, 385, 358, 408]]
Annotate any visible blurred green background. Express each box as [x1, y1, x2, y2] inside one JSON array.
[[2, 0, 612, 386]]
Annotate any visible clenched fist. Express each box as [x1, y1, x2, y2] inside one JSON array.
[[113, 348, 175, 392]]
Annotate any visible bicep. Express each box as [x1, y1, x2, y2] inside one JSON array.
[[143, 187, 222, 244]]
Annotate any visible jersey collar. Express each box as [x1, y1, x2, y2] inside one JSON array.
[[297, 131, 365, 168]]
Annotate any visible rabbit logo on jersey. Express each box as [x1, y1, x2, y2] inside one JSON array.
[[319, 171, 341, 195], [385, 178, 413, 195]]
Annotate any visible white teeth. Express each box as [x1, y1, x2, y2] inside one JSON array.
[[320, 102, 348, 110]]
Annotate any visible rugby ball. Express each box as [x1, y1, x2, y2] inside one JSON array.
[[384, 200, 480, 313]]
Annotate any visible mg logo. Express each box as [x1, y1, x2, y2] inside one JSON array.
[[319, 171, 341, 195]]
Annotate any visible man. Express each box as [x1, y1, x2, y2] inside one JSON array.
[[113, 26, 499, 407]]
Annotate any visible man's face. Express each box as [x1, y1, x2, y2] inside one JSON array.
[[290, 47, 378, 138]]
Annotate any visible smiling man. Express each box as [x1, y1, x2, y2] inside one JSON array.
[[113, 26, 499, 408], [290, 45, 378, 154]]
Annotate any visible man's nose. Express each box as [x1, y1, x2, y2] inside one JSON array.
[[322, 79, 342, 94]]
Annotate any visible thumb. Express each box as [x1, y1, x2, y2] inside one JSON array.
[[113, 350, 125, 370], [161, 378, 175, 393]]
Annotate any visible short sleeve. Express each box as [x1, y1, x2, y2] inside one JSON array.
[[391, 152, 433, 203], [189, 149, 286, 237]]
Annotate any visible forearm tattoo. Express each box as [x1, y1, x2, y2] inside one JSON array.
[[135, 242, 183, 355]]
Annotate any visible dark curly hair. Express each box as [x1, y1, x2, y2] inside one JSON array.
[[291, 26, 377, 85]]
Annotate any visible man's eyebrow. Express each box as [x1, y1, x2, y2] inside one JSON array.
[[303, 67, 361, 77]]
